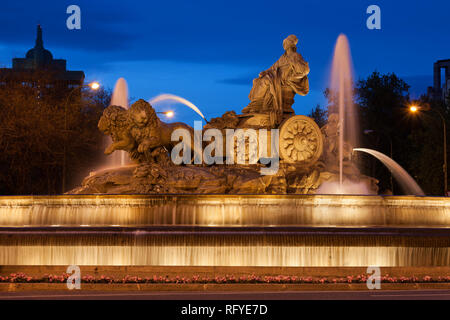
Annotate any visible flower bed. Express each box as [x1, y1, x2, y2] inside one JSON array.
[[1, 273, 450, 284]]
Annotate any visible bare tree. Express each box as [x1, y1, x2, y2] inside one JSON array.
[[0, 70, 110, 194]]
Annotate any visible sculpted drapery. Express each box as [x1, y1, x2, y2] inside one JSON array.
[[243, 35, 310, 127]]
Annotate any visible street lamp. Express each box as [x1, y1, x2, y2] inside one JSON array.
[[364, 129, 394, 194], [62, 82, 100, 193], [409, 103, 447, 196], [157, 111, 174, 118], [89, 82, 100, 90]]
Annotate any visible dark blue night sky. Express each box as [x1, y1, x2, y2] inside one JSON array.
[[0, 0, 448, 123]]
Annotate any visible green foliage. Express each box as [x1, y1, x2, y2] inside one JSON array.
[[308, 104, 328, 128], [406, 96, 448, 195], [356, 71, 448, 195]]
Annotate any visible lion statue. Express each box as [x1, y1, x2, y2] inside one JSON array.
[[98, 105, 135, 156], [98, 99, 195, 163]]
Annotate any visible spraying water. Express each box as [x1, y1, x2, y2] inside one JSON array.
[[330, 34, 359, 187], [354, 148, 424, 196], [149, 94, 206, 121], [108, 78, 130, 167], [111, 78, 129, 109]]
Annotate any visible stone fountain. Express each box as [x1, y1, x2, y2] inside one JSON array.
[[72, 34, 377, 196], [0, 34, 448, 268]]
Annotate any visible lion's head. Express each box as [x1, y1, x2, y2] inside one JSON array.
[[98, 105, 129, 136], [129, 99, 158, 129]]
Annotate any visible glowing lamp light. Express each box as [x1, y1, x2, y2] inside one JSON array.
[[89, 82, 100, 90], [409, 105, 418, 113], [165, 111, 174, 118], [158, 111, 175, 118]]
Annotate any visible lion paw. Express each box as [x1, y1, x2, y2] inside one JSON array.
[[105, 146, 114, 155]]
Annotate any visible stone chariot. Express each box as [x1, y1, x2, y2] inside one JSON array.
[[72, 34, 377, 195]]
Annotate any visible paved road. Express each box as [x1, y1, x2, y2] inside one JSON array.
[[1, 290, 450, 300]]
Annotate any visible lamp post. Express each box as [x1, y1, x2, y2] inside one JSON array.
[[364, 129, 394, 194], [409, 104, 447, 196], [62, 82, 100, 193]]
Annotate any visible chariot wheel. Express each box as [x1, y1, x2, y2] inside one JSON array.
[[279, 115, 323, 164]]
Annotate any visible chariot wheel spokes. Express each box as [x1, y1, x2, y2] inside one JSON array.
[[279, 115, 323, 165]]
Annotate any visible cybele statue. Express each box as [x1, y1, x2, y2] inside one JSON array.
[[72, 35, 378, 195], [242, 34, 310, 127]]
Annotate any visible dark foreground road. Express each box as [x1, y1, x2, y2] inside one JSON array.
[[0, 290, 450, 300]]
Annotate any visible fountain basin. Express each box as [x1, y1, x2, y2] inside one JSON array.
[[0, 194, 449, 228], [0, 195, 449, 266]]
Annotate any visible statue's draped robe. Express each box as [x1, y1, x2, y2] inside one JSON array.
[[247, 51, 310, 126]]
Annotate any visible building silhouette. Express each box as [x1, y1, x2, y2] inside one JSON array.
[[0, 25, 85, 91], [428, 59, 450, 102]]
